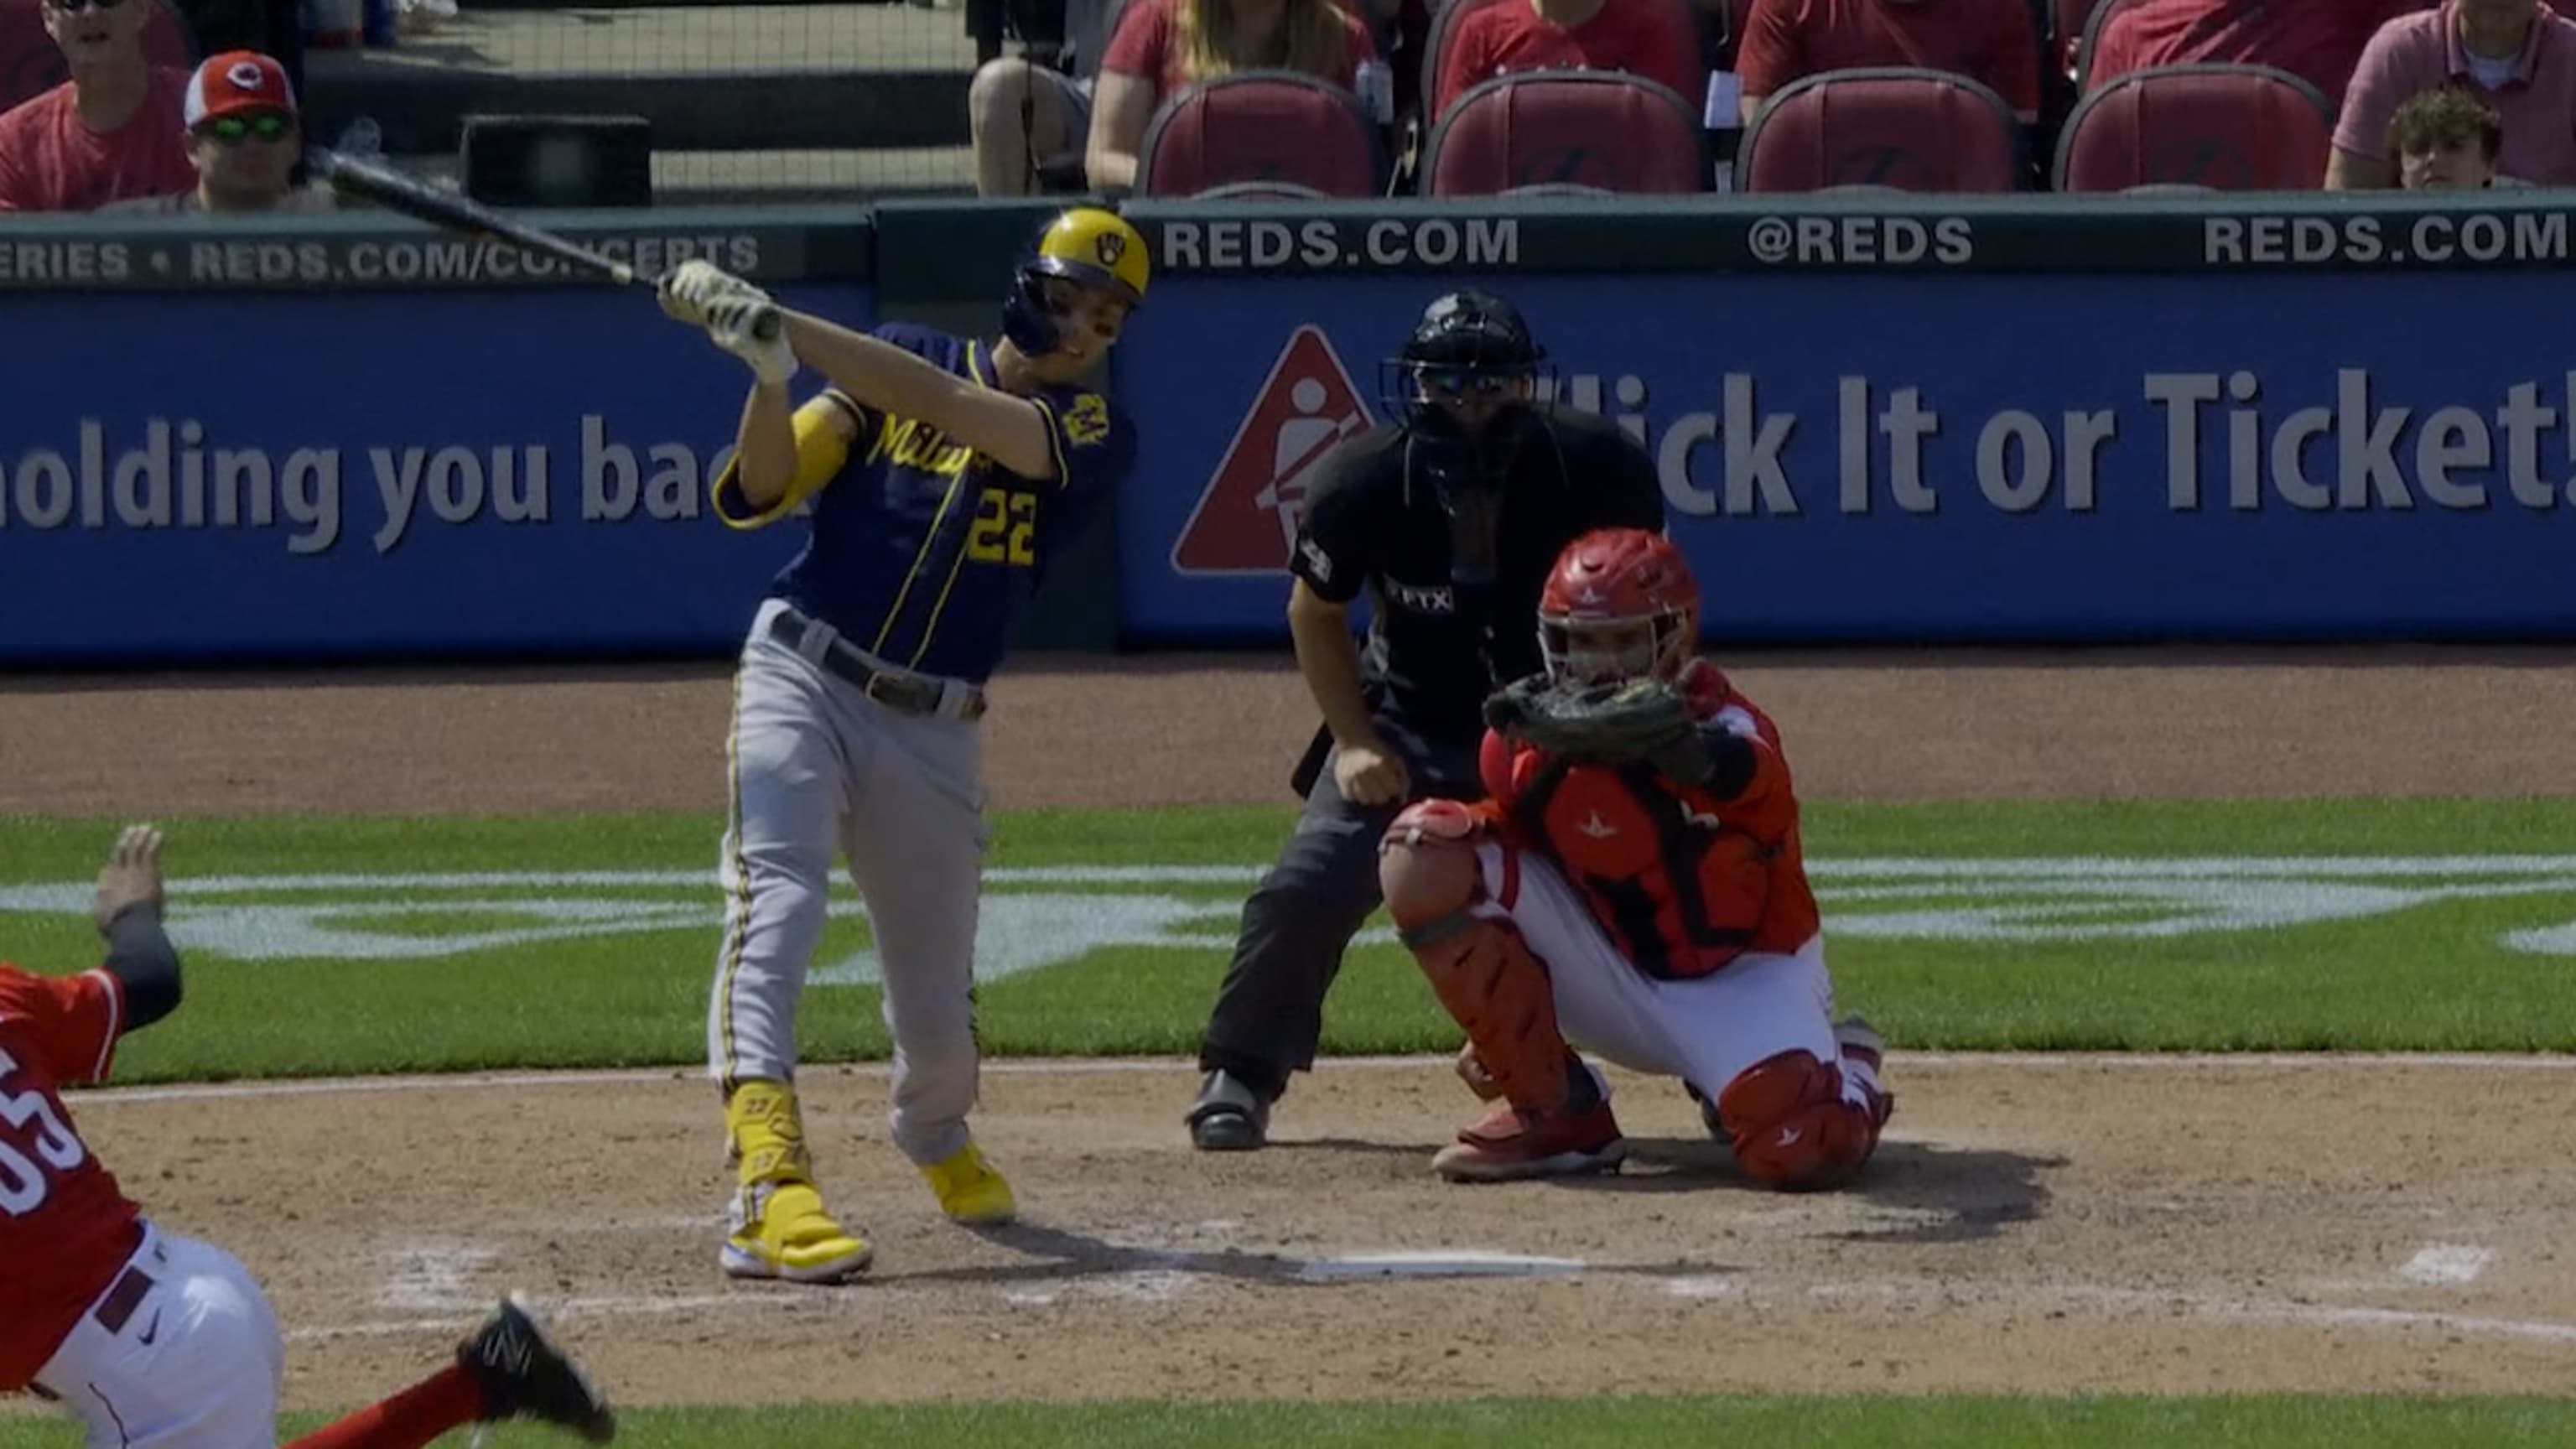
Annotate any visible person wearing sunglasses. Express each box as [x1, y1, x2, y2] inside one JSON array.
[[1185, 288, 1670, 1153], [105, 50, 330, 214], [0, 0, 196, 211]]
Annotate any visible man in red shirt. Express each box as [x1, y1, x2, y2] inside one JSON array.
[[2083, 0, 2421, 108], [1374, 532, 1893, 1187], [0, 0, 197, 210], [1431, 0, 1706, 120], [3, 827, 619, 1449], [1736, 0, 2042, 124]]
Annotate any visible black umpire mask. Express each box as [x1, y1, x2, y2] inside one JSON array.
[[1384, 288, 1551, 587]]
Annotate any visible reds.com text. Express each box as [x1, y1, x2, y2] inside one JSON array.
[[1158, 217, 1520, 272]]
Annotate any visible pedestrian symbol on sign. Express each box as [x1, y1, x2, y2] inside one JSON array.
[[1171, 325, 1374, 574]]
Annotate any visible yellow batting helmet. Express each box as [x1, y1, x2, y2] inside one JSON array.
[[1024, 206, 1150, 309]]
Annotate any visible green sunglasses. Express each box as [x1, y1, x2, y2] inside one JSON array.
[[198, 112, 293, 143]]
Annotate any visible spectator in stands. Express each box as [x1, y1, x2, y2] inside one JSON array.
[[102, 49, 329, 212], [2081, 0, 2418, 109], [0, 0, 196, 210], [1083, 0, 1381, 191], [2330, 0, 2576, 188], [2388, 82, 2506, 188], [967, 32, 1093, 195], [1430, 0, 1704, 119], [1735, 0, 2042, 126]]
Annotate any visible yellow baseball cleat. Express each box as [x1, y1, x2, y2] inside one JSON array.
[[723, 1179, 875, 1284], [921, 1141, 1017, 1226]]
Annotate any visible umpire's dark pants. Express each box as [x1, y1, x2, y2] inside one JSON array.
[[1196, 730, 1479, 1101]]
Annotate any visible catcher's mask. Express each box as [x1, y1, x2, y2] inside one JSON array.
[[1002, 206, 1150, 358], [1379, 290, 1550, 585], [1538, 527, 1701, 686]]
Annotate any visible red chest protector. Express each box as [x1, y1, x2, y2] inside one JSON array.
[[1485, 669, 1820, 978]]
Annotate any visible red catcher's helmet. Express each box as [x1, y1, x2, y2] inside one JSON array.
[[1538, 528, 1701, 685]]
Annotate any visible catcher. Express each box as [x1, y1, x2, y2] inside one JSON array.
[[1375, 527, 1893, 1186]]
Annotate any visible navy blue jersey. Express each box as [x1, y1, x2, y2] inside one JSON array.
[[713, 323, 1137, 684]]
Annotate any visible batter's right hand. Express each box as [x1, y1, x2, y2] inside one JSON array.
[[1334, 740, 1411, 808], [93, 823, 164, 933]]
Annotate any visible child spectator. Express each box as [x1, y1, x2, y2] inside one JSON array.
[[2388, 81, 2506, 188], [102, 50, 331, 213]]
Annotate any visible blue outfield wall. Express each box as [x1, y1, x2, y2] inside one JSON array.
[[4, 195, 2573, 664]]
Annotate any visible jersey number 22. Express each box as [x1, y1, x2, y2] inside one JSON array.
[[0, 1046, 87, 1216], [966, 487, 1036, 568]]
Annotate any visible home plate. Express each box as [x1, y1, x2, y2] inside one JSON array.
[[1292, 1250, 1588, 1282]]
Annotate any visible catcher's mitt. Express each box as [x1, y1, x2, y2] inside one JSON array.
[[1483, 673, 1712, 780]]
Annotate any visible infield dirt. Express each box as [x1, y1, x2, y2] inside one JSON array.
[[7, 646, 2575, 1410]]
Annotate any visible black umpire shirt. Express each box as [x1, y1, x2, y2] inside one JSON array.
[[1288, 403, 1670, 756]]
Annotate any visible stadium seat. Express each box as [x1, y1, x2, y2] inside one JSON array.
[[1193, 179, 1334, 200], [2054, 62, 2334, 191], [0, 0, 195, 112], [1737, 67, 2023, 193], [1421, 70, 1706, 195], [1504, 181, 1617, 195], [1135, 70, 1387, 197]]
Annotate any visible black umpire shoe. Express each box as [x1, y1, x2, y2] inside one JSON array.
[[1187, 1068, 1271, 1150], [458, 1294, 617, 1443]]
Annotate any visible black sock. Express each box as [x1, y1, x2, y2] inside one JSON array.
[[1561, 1053, 1599, 1113]]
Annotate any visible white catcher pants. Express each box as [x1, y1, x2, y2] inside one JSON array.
[[33, 1223, 286, 1449], [707, 598, 990, 1167]]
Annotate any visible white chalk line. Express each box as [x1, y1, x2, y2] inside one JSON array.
[[293, 1260, 2576, 1350], [75, 1050, 2576, 1107]]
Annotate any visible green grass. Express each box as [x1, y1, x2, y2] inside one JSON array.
[[6, 798, 2576, 1083], [8, 1394, 2576, 1449]]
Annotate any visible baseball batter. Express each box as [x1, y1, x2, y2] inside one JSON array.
[[656, 208, 1147, 1283], [1375, 532, 1895, 1185], [3, 827, 616, 1449]]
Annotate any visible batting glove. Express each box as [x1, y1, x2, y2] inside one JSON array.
[[657, 258, 762, 327], [707, 293, 797, 386]]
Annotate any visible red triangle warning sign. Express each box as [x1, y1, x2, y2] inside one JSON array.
[[1171, 325, 1376, 575]]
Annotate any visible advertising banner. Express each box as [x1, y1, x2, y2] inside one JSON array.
[[0, 282, 869, 663], [1117, 268, 2576, 643]]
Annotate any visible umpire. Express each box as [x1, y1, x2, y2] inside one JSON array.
[[1184, 288, 1670, 1150]]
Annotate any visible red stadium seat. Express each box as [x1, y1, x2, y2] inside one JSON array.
[[1193, 179, 1334, 200], [1135, 70, 1387, 198], [1421, 70, 1706, 195], [1, 0, 195, 112], [1738, 67, 2024, 193], [2053, 63, 2334, 191]]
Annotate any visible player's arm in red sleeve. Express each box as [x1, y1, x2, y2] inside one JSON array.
[[0, 964, 126, 1087]]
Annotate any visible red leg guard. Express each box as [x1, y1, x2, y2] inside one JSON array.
[[283, 1364, 486, 1449], [1379, 808, 1573, 1111], [1716, 1049, 1890, 1191]]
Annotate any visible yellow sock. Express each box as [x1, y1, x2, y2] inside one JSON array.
[[725, 1078, 814, 1187]]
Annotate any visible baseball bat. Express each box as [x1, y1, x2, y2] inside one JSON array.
[[307, 148, 782, 339]]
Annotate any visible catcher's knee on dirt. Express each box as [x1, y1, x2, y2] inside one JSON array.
[[1379, 802, 1578, 1110], [1716, 1049, 1887, 1190]]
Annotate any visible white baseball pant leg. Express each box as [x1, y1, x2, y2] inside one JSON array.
[[34, 1225, 285, 1449]]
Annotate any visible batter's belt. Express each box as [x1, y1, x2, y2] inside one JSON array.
[[768, 607, 989, 722]]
